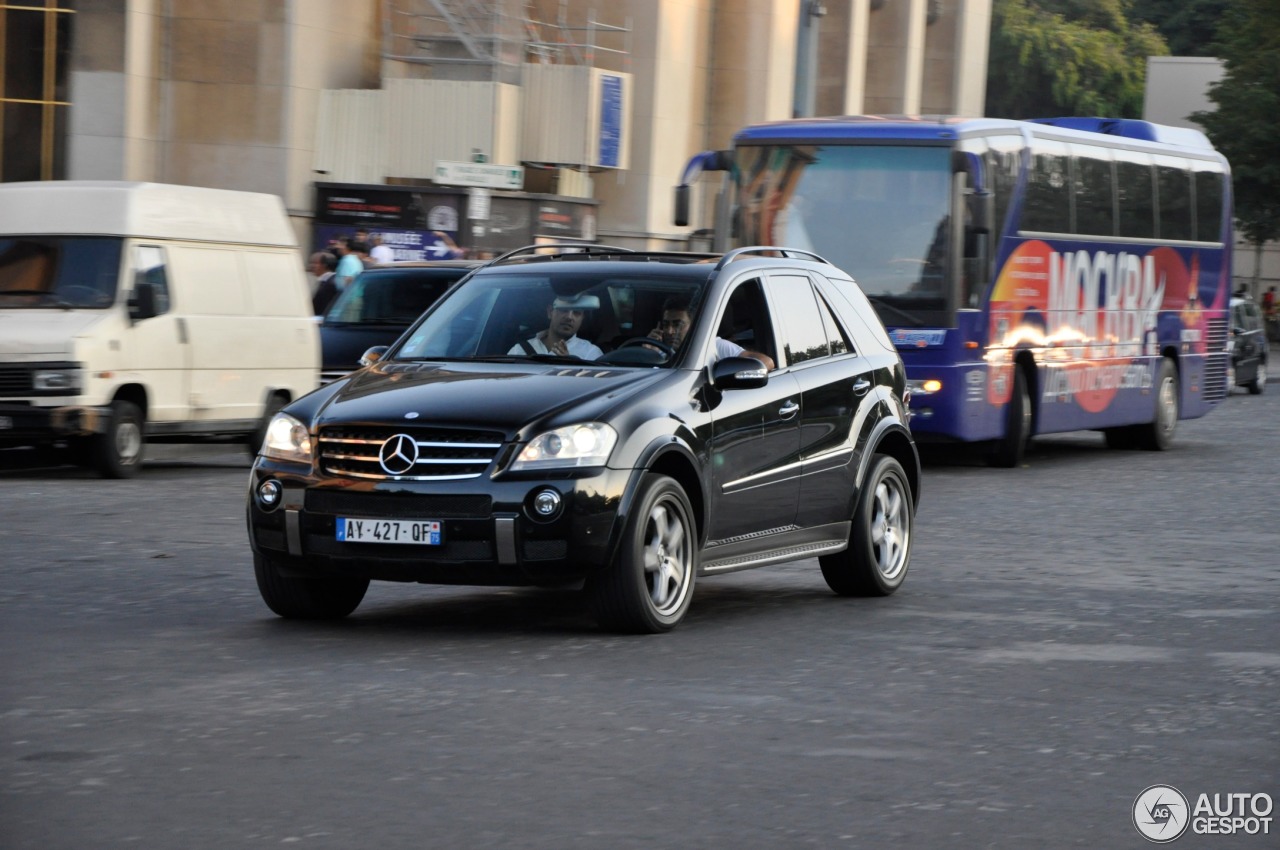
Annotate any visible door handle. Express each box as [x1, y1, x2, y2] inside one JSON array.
[[779, 401, 799, 420], [852, 378, 871, 396]]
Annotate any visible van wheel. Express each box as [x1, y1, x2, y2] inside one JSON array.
[[253, 552, 368, 619], [247, 394, 288, 458], [587, 473, 697, 634], [91, 400, 145, 479], [1135, 358, 1178, 450], [986, 367, 1031, 468], [820, 454, 913, 596]]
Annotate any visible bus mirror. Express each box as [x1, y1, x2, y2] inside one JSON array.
[[966, 190, 993, 235], [674, 184, 691, 227]]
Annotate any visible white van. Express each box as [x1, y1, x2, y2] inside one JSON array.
[[0, 181, 319, 477]]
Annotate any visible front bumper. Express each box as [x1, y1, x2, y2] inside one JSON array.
[[246, 459, 632, 587], [0, 403, 111, 444]]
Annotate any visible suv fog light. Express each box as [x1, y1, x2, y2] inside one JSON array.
[[257, 479, 283, 510], [532, 488, 562, 518]]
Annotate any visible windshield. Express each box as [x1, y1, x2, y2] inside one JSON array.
[[325, 268, 461, 325], [0, 236, 123, 308], [734, 143, 952, 322], [395, 270, 708, 367]]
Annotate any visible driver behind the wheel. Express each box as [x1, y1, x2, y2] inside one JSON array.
[[648, 296, 775, 369], [508, 292, 603, 360]]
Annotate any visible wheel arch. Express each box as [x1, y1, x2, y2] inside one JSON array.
[[858, 420, 921, 508], [601, 439, 705, 570], [111, 383, 149, 421]]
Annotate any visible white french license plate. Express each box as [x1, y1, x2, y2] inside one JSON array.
[[336, 517, 441, 545]]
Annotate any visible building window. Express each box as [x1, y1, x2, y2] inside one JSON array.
[[1, 2, 73, 182]]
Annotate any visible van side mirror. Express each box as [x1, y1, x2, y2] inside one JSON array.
[[712, 356, 769, 390], [128, 282, 157, 321], [360, 346, 389, 367], [674, 184, 691, 227]]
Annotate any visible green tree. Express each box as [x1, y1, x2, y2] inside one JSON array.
[[1191, 0, 1280, 278], [1130, 0, 1230, 57], [986, 0, 1169, 118]]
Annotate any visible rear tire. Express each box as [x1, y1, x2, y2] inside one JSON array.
[[91, 400, 145, 479], [1135, 358, 1178, 451], [253, 552, 368, 619], [587, 473, 697, 634], [820, 454, 912, 596], [986, 367, 1031, 468]]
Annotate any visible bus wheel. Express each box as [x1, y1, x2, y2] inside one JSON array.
[[986, 367, 1031, 468], [1136, 358, 1179, 451]]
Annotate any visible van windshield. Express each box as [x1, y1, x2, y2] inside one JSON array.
[[0, 237, 123, 309]]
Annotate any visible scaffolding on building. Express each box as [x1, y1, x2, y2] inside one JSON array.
[[382, 0, 630, 82]]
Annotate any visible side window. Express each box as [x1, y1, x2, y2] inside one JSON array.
[[1194, 166, 1225, 243], [1071, 145, 1115, 237], [1156, 158, 1193, 241], [718, 278, 778, 364], [984, 136, 1021, 237], [134, 245, 170, 314], [1115, 152, 1155, 239], [766, 274, 829, 365], [1023, 140, 1070, 234], [814, 289, 853, 355]]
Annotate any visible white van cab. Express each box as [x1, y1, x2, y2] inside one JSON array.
[[0, 181, 319, 477]]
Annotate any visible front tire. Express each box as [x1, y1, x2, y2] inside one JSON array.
[[91, 400, 145, 479], [253, 552, 369, 619], [588, 473, 697, 633], [986, 367, 1031, 468], [820, 454, 913, 596]]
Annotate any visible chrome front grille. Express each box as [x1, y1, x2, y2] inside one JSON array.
[[1202, 317, 1230, 402], [1205, 316, 1228, 352], [318, 426, 505, 481]]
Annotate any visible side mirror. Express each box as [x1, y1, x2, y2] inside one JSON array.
[[712, 356, 769, 390], [128, 282, 157, 321], [674, 184, 691, 227], [965, 190, 993, 236], [359, 346, 389, 367]]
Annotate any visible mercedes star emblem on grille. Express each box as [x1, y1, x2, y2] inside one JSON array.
[[378, 433, 420, 475]]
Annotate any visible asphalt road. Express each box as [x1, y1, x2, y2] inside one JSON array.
[[2, 388, 1277, 849]]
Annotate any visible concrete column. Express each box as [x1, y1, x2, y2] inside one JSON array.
[[843, 0, 870, 115], [865, 0, 927, 114], [951, 0, 990, 116]]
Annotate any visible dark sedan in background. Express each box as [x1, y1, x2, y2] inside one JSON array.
[[319, 261, 480, 384]]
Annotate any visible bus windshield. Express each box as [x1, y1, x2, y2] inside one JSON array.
[[734, 144, 952, 325]]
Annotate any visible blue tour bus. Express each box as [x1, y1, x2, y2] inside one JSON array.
[[675, 116, 1233, 465]]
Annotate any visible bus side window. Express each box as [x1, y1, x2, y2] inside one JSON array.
[[1116, 152, 1155, 239], [1156, 158, 1194, 242], [1023, 140, 1070, 234], [1194, 166, 1225, 243], [1071, 145, 1116, 237]]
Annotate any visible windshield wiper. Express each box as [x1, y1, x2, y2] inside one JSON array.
[[866, 296, 925, 328]]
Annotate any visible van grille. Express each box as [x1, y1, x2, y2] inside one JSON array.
[[0, 366, 33, 396], [318, 426, 505, 481]]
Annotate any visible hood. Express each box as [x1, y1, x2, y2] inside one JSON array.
[[0, 309, 109, 360], [315, 360, 666, 435]]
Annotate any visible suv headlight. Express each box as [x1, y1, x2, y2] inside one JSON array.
[[33, 367, 82, 393], [512, 423, 617, 471], [261, 413, 312, 463]]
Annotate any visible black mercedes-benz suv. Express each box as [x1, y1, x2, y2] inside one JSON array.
[[247, 245, 920, 633]]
